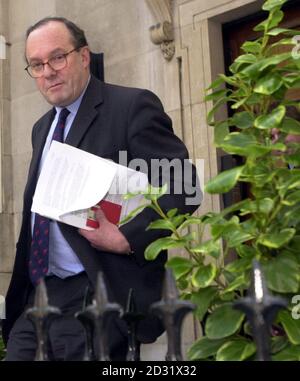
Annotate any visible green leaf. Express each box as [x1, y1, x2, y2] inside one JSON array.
[[206, 76, 224, 90], [219, 291, 235, 302], [211, 216, 239, 240], [267, 27, 300, 36], [178, 216, 203, 231], [272, 344, 300, 361], [268, 39, 296, 53], [219, 199, 251, 218], [289, 236, 300, 255], [231, 97, 248, 110], [272, 84, 288, 101], [258, 228, 296, 248], [257, 198, 276, 214], [276, 169, 300, 192], [205, 166, 244, 194], [226, 230, 253, 248], [171, 215, 187, 229], [283, 190, 300, 206], [214, 121, 230, 145], [218, 73, 237, 86], [191, 286, 219, 321], [271, 336, 289, 354], [269, 8, 285, 26], [216, 339, 256, 361], [243, 321, 252, 336], [234, 53, 257, 64], [282, 203, 300, 227], [262, 0, 288, 11], [222, 274, 247, 294], [188, 337, 227, 360], [236, 244, 256, 258], [119, 203, 149, 225], [240, 219, 257, 236], [225, 256, 253, 273], [144, 237, 187, 260], [251, 143, 285, 156], [264, 252, 300, 293], [147, 219, 175, 231], [167, 208, 178, 218], [282, 75, 300, 89], [166, 256, 193, 280], [231, 111, 255, 129], [177, 277, 189, 290], [278, 310, 300, 345], [206, 304, 245, 339], [279, 171, 300, 192], [241, 53, 291, 79], [192, 263, 217, 288], [246, 92, 264, 105], [230, 54, 257, 72], [240, 198, 274, 215], [192, 240, 221, 256], [280, 117, 300, 135], [284, 151, 300, 167], [207, 96, 230, 125], [254, 9, 284, 32], [241, 41, 262, 54], [205, 89, 228, 101], [254, 73, 283, 95], [254, 105, 286, 129], [221, 132, 258, 155], [143, 183, 168, 202]]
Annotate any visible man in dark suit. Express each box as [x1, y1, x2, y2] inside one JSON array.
[[3, 17, 200, 360]]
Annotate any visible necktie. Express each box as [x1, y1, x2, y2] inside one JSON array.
[[29, 108, 70, 285]]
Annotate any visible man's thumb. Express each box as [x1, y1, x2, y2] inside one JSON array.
[[95, 207, 107, 222]]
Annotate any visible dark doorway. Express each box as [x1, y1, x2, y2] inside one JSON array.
[[219, 0, 300, 208]]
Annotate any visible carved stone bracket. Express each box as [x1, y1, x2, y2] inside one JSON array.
[[145, 0, 175, 61]]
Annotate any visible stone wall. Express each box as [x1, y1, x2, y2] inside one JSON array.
[[0, 0, 13, 296]]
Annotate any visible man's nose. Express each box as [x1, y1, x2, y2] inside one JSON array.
[[43, 63, 57, 78]]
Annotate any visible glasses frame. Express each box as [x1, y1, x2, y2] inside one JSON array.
[[25, 46, 83, 78]]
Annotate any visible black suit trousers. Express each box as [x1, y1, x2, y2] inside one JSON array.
[[5, 272, 128, 361]]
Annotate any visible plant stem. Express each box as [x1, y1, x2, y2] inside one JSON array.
[[153, 199, 200, 261]]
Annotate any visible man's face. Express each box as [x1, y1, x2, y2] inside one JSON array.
[[25, 21, 90, 107]]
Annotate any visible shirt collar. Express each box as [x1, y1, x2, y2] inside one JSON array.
[[55, 75, 91, 116]]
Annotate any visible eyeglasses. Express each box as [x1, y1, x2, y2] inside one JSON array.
[[25, 47, 82, 78]]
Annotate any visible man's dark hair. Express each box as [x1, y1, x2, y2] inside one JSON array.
[[26, 17, 88, 49]]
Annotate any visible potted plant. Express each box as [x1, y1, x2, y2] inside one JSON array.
[[125, 0, 300, 361]]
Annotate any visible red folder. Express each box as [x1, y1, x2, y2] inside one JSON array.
[[86, 200, 122, 229]]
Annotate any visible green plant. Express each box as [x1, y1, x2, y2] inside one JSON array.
[[0, 337, 6, 360], [125, 0, 300, 361]]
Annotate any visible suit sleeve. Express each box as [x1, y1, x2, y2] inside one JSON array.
[[119, 90, 201, 266]]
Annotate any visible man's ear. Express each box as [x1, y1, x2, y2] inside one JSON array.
[[81, 46, 91, 68]]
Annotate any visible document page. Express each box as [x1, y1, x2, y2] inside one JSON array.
[[32, 141, 148, 230]]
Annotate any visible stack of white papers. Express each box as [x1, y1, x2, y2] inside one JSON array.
[[31, 141, 149, 230]]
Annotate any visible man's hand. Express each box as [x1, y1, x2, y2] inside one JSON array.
[[78, 208, 131, 255]]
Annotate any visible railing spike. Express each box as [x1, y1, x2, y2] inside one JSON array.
[[26, 278, 61, 361], [150, 269, 195, 361], [234, 260, 287, 361]]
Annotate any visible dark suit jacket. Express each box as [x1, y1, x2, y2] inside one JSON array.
[[3, 75, 199, 345]]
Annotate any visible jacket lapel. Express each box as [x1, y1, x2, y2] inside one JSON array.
[[65, 76, 104, 147], [26, 108, 55, 193]]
